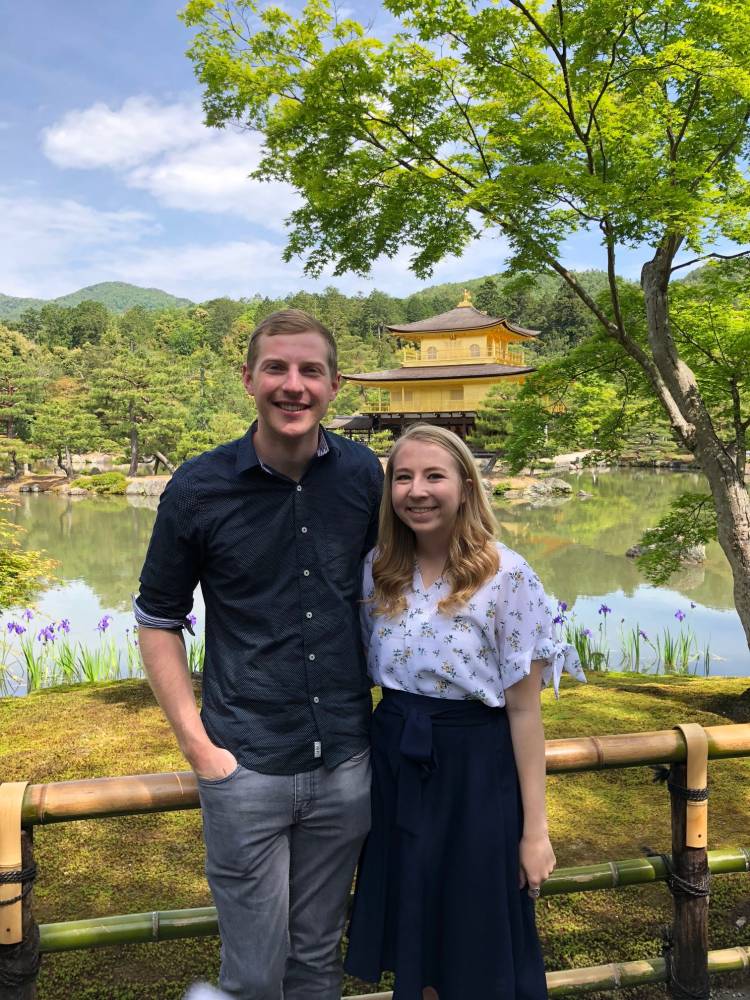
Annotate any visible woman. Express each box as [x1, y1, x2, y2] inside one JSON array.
[[344, 424, 584, 999]]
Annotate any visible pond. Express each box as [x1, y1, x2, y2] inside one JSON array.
[[2, 468, 749, 694]]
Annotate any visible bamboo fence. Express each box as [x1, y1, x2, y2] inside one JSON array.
[[3, 721, 750, 999]]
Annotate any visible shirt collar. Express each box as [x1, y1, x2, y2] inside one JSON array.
[[235, 422, 340, 475]]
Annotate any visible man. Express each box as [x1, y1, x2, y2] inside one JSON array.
[[134, 309, 383, 999]]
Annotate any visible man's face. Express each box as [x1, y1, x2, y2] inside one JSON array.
[[242, 331, 340, 444]]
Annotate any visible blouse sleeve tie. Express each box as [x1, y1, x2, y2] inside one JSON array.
[[500, 639, 586, 699]]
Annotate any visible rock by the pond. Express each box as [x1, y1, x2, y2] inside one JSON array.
[[578, 490, 593, 499], [626, 541, 706, 564], [524, 477, 573, 498], [125, 476, 170, 497], [67, 487, 89, 496]]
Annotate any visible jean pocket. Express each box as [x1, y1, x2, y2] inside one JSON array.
[[196, 764, 242, 786], [347, 746, 371, 764]]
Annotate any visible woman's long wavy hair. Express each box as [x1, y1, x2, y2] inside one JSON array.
[[372, 424, 500, 617]]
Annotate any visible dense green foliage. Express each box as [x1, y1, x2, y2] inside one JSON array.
[[0, 270, 611, 476]]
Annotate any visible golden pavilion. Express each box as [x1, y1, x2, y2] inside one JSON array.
[[337, 291, 538, 438]]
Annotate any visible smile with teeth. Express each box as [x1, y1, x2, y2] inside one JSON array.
[[407, 506, 438, 513], [275, 402, 310, 411]]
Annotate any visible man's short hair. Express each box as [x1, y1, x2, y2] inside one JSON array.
[[246, 309, 338, 376]]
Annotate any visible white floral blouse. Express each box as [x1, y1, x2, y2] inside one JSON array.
[[361, 543, 585, 706]]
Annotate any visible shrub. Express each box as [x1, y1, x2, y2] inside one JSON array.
[[492, 481, 512, 496], [70, 472, 127, 495]]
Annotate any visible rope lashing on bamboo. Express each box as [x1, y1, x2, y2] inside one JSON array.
[[644, 851, 710, 900], [0, 864, 37, 907], [662, 925, 710, 1000]]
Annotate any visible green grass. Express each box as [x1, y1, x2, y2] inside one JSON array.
[[2, 674, 750, 998]]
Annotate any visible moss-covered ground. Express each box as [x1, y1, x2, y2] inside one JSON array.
[[2, 674, 750, 998]]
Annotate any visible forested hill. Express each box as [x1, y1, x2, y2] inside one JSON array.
[[0, 282, 193, 320]]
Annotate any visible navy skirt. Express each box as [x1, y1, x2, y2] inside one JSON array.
[[344, 688, 548, 999]]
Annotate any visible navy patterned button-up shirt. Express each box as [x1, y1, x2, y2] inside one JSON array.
[[136, 425, 384, 775]]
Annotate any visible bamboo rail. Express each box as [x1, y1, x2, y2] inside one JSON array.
[[6, 722, 750, 998], [19, 723, 750, 826], [34, 847, 750, 954], [345, 946, 750, 998]]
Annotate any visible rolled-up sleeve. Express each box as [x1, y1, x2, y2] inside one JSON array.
[[135, 469, 202, 630], [494, 560, 586, 698]]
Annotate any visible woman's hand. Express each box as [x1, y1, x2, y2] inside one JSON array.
[[519, 832, 556, 899]]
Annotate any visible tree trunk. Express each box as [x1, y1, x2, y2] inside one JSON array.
[[128, 403, 138, 477], [642, 253, 750, 651], [153, 450, 176, 474], [63, 445, 73, 479]]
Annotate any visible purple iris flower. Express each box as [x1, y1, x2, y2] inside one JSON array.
[[96, 615, 113, 633], [552, 614, 564, 625], [37, 624, 55, 643], [187, 613, 197, 628], [675, 609, 686, 622], [639, 629, 649, 640], [7, 621, 26, 635], [58, 619, 71, 634], [598, 604, 611, 617], [583, 628, 593, 638], [557, 601, 568, 613], [22, 608, 34, 621]]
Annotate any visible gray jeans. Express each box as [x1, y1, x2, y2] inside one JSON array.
[[197, 749, 371, 1000]]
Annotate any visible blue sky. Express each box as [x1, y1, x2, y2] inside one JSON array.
[[0, 2, 711, 303]]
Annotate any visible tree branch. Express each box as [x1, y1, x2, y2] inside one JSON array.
[[670, 249, 750, 273]]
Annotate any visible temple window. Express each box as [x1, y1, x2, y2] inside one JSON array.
[[426, 346, 438, 360], [470, 343, 480, 357], [449, 388, 464, 401]]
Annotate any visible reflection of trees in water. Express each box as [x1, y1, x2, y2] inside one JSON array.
[[11, 494, 155, 610], [9, 470, 737, 616], [494, 471, 734, 610]]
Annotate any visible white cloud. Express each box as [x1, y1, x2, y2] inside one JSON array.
[[42, 96, 300, 230], [41, 96, 206, 170], [0, 193, 157, 298], [126, 131, 300, 228]]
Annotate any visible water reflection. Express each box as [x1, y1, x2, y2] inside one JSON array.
[[5, 470, 749, 675]]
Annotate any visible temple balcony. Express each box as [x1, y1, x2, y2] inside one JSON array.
[[401, 345, 526, 366]]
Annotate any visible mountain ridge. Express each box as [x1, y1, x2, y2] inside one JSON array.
[[0, 281, 194, 320]]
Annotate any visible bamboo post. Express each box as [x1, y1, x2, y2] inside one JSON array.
[[667, 729, 710, 999], [0, 829, 39, 999]]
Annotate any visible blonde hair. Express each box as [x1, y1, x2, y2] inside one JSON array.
[[372, 424, 500, 616]]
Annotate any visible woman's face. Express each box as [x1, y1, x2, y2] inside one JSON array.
[[389, 440, 467, 544]]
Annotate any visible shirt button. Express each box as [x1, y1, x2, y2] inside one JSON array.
[[305, 611, 313, 619], [313, 696, 320, 704], [301, 526, 308, 533], [308, 653, 315, 661], [303, 570, 310, 577], [297, 485, 303, 492]]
